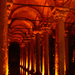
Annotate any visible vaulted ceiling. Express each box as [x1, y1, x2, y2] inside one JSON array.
[[7, 0, 75, 45]]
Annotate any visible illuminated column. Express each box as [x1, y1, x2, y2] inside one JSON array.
[[36, 33, 41, 74], [55, 23, 59, 75], [23, 45, 26, 75], [25, 40, 31, 75], [30, 38, 34, 73], [28, 41, 30, 75], [53, 7, 69, 75], [20, 46, 22, 75], [34, 39, 36, 73], [23, 42, 28, 75], [43, 30, 49, 75], [22, 46, 24, 75], [0, 0, 8, 75], [25, 42, 28, 75], [65, 31, 69, 75], [20, 45, 25, 75], [58, 15, 65, 75]]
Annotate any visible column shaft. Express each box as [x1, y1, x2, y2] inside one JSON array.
[[36, 33, 41, 73], [25, 42, 29, 75], [0, 0, 8, 75], [26, 42, 28, 70], [43, 31, 49, 75], [65, 32, 69, 75], [30, 39, 34, 73], [58, 16, 65, 75], [28, 41, 30, 75], [55, 24, 59, 75], [23, 46, 26, 75], [20, 46, 24, 75]]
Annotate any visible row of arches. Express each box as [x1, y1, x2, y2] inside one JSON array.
[[7, 0, 75, 75]]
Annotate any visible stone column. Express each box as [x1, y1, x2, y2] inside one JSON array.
[[20, 45, 24, 75], [0, 0, 8, 75], [25, 42, 28, 75], [23, 45, 26, 75], [20, 46, 22, 75], [55, 23, 59, 75], [53, 8, 69, 75], [43, 30, 49, 75], [36, 33, 41, 74], [28, 41, 30, 75], [30, 38, 34, 74], [65, 31, 69, 75], [58, 15, 65, 75]]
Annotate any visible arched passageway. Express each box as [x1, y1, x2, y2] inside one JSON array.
[[8, 42, 20, 75], [7, 0, 75, 75]]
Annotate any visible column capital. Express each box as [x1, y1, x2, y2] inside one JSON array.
[[7, 1, 13, 17], [8, 20, 11, 24], [65, 30, 69, 37], [20, 43, 25, 48], [52, 7, 69, 21]]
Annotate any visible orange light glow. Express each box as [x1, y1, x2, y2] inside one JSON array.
[[26, 71, 28, 75], [55, 51, 59, 75], [20, 67, 21, 75], [20, 54, 24, 75], [20, 57, 23, 66], [22, 68, 23, 75], [29, 59, 31, 71], [64, 60, 66, 75], [48, 61, 50, 75], [20, 67, 23, 75], [64, 50, 66, 75], [26, 63, 28, 69], [26, 59, 28, 69], [26, 45, 28, 69], [55, 28, 59, 75], [42, 56, 44, 75], [72, 57, 75, 63], [34, 57, 36, 73], [6, 61, 8, 75], [20, 58, 21, 65], [22, 60, 23, 66], [5, 48, 8, 75]]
